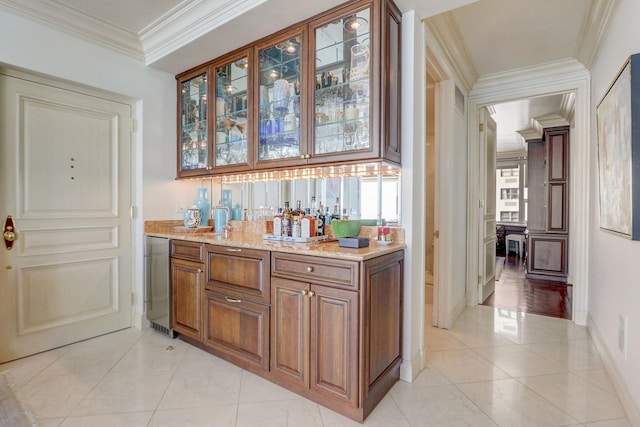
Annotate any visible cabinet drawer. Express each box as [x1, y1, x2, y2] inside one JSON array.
[[271, 252, 359, 290], [204, 290, 269, 372], [170, 240, 204, 263], [205, 245, 270, 304]]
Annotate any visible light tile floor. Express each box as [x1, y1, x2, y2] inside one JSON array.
[[0, 305, 632, 426]]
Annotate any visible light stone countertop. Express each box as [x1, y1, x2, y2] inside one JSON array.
[[145, 220, 405, 261]]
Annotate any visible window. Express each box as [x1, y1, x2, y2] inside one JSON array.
[[500, 188, 519, 200], [500, 168, 517, 177], [496, 160, 527, 223], [500, 211, 519, 221]]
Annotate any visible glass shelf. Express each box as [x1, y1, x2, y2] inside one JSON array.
[[215, 55, 250, 167], [258, 34, 303, 162], [313, 7, 371, 157], [179, 71, 208, 172]]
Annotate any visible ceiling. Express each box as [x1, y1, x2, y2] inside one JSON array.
[[0, 0, 617, 154]]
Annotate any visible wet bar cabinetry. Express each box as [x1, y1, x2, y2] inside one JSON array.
[[169, 239, 403, 422], [175, 0, 401, 178]]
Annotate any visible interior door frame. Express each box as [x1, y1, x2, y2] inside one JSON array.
[[466, 60, 591, 325]]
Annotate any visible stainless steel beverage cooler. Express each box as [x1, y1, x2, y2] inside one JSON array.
[[144, 236, 176, 337]]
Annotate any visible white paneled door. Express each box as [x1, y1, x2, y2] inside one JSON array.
[[0, 73, 133, 363], [478, 108, 497, 303]]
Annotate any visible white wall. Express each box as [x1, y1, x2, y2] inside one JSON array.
[[589, 0, 640, 412], [0, 10, 187, 326]]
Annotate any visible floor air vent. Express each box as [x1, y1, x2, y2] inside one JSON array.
[[150, 321, 177, 338]]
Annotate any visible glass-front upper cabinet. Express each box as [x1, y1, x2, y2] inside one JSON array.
[[178, 67, 210, 177], [213, 50, 252, 171], [255, 29, 305, 168], [310, 6, 372, 160]]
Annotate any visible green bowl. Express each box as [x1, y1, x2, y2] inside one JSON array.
[[331, 220, 362, 238]]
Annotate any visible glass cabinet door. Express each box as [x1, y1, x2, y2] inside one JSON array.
[[313, 7, 371, 156], [214, 54, 250, 168], [257, 33, 303, 163], [179, 70, 209, 173]]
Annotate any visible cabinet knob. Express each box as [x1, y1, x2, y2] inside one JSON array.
[[301, 290, 308, 296], [308, 291, 315, 297], [197, 268, 202, 274], [306, 266, 313, 273]]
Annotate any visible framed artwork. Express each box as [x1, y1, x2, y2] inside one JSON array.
[[596, 53, 640, 240]]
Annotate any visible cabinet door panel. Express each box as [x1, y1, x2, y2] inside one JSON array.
[[271, 278, 309, 387], [310, 285, 358, 407], [528, 235, 567, 276], [177, 68, 210, 177], [204, 290, 269, 371], [255, 28, 306, 168], [206, 245, 270, 303], [213, 50, 252, 172], [170, 258, 203, 341], [363, 252, 402, 389]]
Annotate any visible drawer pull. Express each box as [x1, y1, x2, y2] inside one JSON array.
[[306, 266, 314, 273], [224, 296, 242, 303], [226, 248, 242, 252], [308, 291, 315, 297]]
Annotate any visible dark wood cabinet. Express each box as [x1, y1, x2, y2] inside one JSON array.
[[175, 0, 401, 177], [270, 250, 402, 422], [203, 245, 270, 371], [170, 241, 205, 340], [204, 289, 269, 371], [205, 245, 270, 304], [271, 277, 358, 407], [526, 126, 569, 281], [168, 238, 402, 422]]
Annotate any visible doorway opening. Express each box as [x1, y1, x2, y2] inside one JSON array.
[[473, 93, 577, 320]]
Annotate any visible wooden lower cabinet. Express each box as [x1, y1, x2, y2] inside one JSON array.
[[170, 257, 204, 341], [169, 239, 403, 423], [271, 278, 358, 407], [270, 250, 403, 422], [203, 290, 269, 371]]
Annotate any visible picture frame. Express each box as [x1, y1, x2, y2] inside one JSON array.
[[596, 53, 640, 240]]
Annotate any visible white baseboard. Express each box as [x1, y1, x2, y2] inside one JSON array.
[[133, 310, 146, 330], [574, 309, 588, 326], [587, 315, 640, 425], [400, 348, 425, 382]]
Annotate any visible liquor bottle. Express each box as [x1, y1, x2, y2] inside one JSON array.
[[292, 218, 301, 238], [295, 200, 303, 218], [310, 196, 317, 215], [273, 207, 283, 237], [342, 208, 349, 220], [316, 207, 325, 235], [331, 197, 341, 222], [301, 208, 316, 238], [325, 206, 332, 225], [282, 202, 292, 236]]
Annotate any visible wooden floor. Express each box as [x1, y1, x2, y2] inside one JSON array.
[[483, 253, 572, 320]]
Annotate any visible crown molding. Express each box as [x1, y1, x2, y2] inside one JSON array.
[[425, 12, 478, 92], [0, 0, 266, 65], [560, 91, 576, 124], [470, 58, 589, 101], [519, 113, 570, 143], [576, 0, 619, 70], [517, 128, 541, 142], [0, 0, 144, 60], [142, 0, 266, 65]]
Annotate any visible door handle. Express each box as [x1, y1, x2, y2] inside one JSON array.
[[3, 216, 16, 250]]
